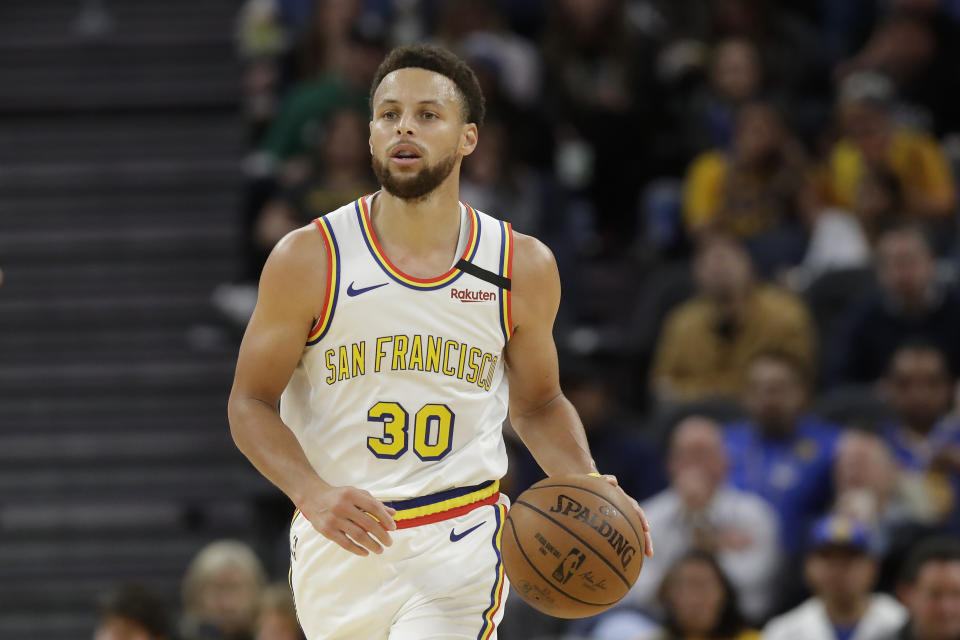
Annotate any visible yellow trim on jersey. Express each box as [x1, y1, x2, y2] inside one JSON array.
[[307, 217, 339, 344], [480, 503, 508, 640], [500, 222, 514, 341], [392, 480, 500, 522], [358, 196, 480, 289]]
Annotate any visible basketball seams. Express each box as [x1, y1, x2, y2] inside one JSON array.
[[523, 483, 643, 546], [503, 516, 622, 608], [512, 500, 632, 589]]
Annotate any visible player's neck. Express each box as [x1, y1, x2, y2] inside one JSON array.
[[371, 177, 463, 256]]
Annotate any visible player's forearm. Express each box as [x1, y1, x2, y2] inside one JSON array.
[[510, 393, 597, 477], [227, 394, 326, 505]]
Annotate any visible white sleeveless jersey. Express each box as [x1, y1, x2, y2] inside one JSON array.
[[280, 193, 514, 501]]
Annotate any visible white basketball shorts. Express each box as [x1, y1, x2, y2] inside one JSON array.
[[289, 486, 511, 640]]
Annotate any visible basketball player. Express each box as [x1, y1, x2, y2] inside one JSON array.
[[227, 44, 653, 640]]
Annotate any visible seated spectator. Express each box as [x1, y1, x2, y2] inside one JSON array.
[[724, 351, 840, 555], [635, 550, 761, 640], [651, 234, 815, 403], [833, 430, 941, 554], [94, 584, 171, 640], [682, 102, 808, 275], [831, 224, 960, 384], [763, 515, 907, 640], [181, 540, 266, 640], [883, 537, 960, 640], [630, 416, 779, 622], [254, 107, 375, 253], [880, 342, 960, 526], [255, 584, 303, 640], [826, 73, 956, 225]]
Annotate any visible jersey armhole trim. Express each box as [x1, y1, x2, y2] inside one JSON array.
[[498, 221, 514, 344], [306, 216, 340, 345]]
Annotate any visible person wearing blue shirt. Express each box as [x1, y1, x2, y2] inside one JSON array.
[[724, 350, 842, 555]]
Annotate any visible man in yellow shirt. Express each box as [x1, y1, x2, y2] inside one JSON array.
[[651, 234, 815, 403], [829, 74, 956, 224]]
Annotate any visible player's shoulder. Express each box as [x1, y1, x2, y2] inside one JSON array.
[[259, 222, 329, 298], [510, 231, 558, 288]]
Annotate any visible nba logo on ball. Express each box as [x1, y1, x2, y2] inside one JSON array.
[[502, 475, 645, 618]]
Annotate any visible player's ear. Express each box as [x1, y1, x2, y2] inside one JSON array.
[[460, 123, 478, 157]]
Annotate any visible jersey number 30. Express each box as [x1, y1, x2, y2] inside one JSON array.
[[366, 402, 455, 461]]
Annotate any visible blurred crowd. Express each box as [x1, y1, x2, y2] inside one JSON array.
[[198, 0, 960, 639]]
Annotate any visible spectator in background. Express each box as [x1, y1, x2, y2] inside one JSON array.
[[635, 550, 761, 640], [724, 350, 840, 555], [831, 225, 960, 385], [682, 102, 808, 275], [883, 537, 960, 640], [651, 234, 815, 403], [254, 584, 303, 640], [763, 515, 908, 640], [833, 430, 942, 554], [678, 37, 765, 158], [631, 416, 779, 622], [94, 584, 171, 640], [180, 540, 266, 640], [826, 73, 956, 229], [253, 107, 375, 254], [879, 342, 960, 527]]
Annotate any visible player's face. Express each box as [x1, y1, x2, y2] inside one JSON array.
[[905, 561, 960, 640], [369, 68, 477, 200]]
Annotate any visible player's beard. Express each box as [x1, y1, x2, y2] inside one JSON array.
[[372, 149, 458, 201]]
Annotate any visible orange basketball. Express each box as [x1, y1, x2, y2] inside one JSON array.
[[502, 474, 645, 618]]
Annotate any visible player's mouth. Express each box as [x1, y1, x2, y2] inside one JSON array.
[[389, 144, 423, 166]]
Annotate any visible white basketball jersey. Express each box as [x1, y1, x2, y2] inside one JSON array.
[[280, 193, 514, 501]]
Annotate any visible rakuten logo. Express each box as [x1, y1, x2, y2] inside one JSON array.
[[450, 288, 496, 302]]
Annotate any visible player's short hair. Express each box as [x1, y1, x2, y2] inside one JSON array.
[[898, 536, 960, 585], [370, 44, 486, 127], [98, 584, 170, 638]]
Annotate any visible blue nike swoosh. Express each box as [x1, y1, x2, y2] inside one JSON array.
[[449, 521, 486, 542], [346, 281, 389, 297]]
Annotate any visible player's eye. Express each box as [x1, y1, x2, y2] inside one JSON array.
[[421, 112, 438, 120], [382, 111, 398, 120]]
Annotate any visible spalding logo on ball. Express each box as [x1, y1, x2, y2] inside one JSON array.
[[501, 474, 645, 618]]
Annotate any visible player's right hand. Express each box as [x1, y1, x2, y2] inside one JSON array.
[[300, 484, 398, 556]]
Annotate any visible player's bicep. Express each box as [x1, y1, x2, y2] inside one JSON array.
[[231, 229, 327, 405], [504, 235, 563, 414]]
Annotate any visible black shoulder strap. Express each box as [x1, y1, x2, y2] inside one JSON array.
[[455, 259, 511, 290]]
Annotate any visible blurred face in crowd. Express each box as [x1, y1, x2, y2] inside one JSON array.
[[94, 617, 158, 640], [901, 560, 960, 640], [564, 378, 613, 432], [744, 357, 807, 437], [805, 546, 877, 610], [843, 101, 891, 164], [876, 230, 936, 306], [661, 557, 729, 635], [834, 432, 897, 513], [884, 347, 952, 435], [197, 566, 261, 635], [694, 237, 753, 305], [668, 417, 728, 509], [463, 121, 506, 186], [734, 103, 782, 165], [370, 68, 476, 200], [322, 110, 370, 174], [711, 38, 761, 103]]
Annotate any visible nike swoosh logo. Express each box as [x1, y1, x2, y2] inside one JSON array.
[[346, 281, 388, 297], [450, 521, 485, 542]]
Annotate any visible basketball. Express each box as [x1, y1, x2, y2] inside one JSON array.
[[502, 474, 645, 618]]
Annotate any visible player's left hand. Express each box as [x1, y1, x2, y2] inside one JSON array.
[[600, 474, 654, 558]]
